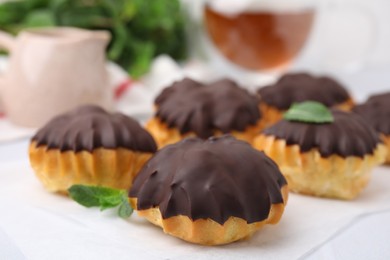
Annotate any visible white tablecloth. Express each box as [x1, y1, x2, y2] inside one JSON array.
[[1, 56, 390, 259], [0, 140, 390, 260]]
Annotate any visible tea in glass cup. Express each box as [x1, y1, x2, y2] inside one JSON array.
[[204, 0, 316, 71]]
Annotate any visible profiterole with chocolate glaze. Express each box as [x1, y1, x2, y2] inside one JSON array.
[[254, 102, 386, 200], [257, 72, 354, 127], [146, 78, 264, 147], [353, 92, 390, 164], [129, 135, 288, 245], [29, 105, 157, 193]]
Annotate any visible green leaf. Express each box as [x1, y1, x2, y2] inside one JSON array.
[[128, 40, 155, 78], [68, 185, 133, 218], [120, 1, 137, 22], [283, 101, 334, 124], [23, 9, 56, 27], [108, 23, 128, 61], [118, 195, 133, 218], [0, 1, 29, 24], [99, 194, 123, 211], [68, 185, 123, 208]]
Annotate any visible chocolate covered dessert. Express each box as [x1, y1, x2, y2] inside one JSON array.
[[29, 105, 157, 193], [353, 92, 390, 163], [129, 136, 288, 245], [146, 78, 264, 147], [254, 102, 386, 200], [257, 72, 354, 127]]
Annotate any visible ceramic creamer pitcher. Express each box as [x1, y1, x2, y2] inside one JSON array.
[[0, 27, 113, 127]]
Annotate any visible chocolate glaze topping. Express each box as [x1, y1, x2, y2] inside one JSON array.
[[262, 110, 381, 157], [154, 78, 261, 139], [130, 135, 287, 225], [32, 105, 157, 153], [258, 73, 350, 110], [353, 92, 390, 135]]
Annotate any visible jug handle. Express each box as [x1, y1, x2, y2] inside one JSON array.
[[0, 30, 16, 88]]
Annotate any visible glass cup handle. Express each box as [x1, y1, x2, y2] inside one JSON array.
[[318, 1, 378, 71]]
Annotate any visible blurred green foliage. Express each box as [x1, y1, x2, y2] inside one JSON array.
[[0, 0, 187, 78]]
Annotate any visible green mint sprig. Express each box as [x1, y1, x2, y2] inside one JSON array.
[[283, 101, 334, 124], [68, 185, 133, 218]]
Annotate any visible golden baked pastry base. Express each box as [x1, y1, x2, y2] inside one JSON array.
[[130, 185, 288, 246], [382, 134, 390, 164], [146, 117, 264, 148], [253, 135, 386, 200], [259, 98, 355, 128], [29, 142, 152, 193]]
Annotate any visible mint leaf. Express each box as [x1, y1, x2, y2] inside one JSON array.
[[99, 194, 123, 211], [68, 185, 133, 218], [118, 195, 133, 218], [68, 185, 118, 208], [283, 101, 334, 124]]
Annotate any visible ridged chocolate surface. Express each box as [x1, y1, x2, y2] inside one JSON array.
[[154, 78, 261, 139], [262, 110, 381, 157], [130, 136, 287, 224], [32, 105, 157, 153], [353, 92, 390, 135], [258, 73, 350, 110]]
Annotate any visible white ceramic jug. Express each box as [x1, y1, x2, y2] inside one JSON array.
[[0, 27, 113, 127]]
